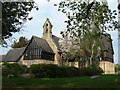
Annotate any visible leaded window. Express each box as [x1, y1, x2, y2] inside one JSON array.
[[23, 38, 54, 61], [24, 39, 41, 60], [41, 51, 54, 61]]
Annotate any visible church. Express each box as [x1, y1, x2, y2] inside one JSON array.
[[2, 18, 115, 74]]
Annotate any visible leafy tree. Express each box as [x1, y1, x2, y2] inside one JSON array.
[[11, 36, 29, 48], [1, 1, 38, 46], [59, 30, 73, 64], [59, 29, 89, 65], [57, 0, 118, 65]]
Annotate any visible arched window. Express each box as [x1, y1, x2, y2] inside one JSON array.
[[46, 24, 48, 33]]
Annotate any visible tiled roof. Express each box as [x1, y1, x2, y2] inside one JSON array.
[[3, 47, 25, 62], [52, 35, 61, 49], [101, 35, 114, 54], [33, 35, 54, 54]]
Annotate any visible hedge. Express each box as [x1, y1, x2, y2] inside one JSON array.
[[2, 62, 27, 77], [29, 64, 103, 78]]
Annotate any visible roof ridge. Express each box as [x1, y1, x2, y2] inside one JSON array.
[[32, 35, 46, 41]]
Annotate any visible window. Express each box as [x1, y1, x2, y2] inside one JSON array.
[[46, 24, 48, 33], [24, 39, 41, 60], [23, 38, 54, 61], [41, 52, 54, 61]]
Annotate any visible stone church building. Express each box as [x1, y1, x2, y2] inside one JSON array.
[[2, 18, 115, 74]]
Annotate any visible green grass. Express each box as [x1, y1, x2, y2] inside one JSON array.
[[2, 74, 120, 89]]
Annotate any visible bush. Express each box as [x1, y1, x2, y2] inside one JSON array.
[[30, 64, 81, 78], [115, 64, 120, 73], [81, 65, 103, 76], [30, 64, 103, 78], [30, 64, 61, 78], [59, 66, 81, 77], [2, 62, 25, 77]]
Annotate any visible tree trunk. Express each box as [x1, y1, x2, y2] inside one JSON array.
[[90, 41, 95, 65]]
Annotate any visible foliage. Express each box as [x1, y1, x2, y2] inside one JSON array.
[[2, 62, 26, 77], [11, 36, 29, 48], [57, 0, 118, 65], [29, 64, 103, 78], [30, 64, 61, 78], [58, 0, 118, 36], [59, 65, 81, 77], [81, 64, 103, 76], [1, 1, 38, 46], [115, 64, 120, 73], [59, 30, 73, 63], [115, 64, 120, 84]]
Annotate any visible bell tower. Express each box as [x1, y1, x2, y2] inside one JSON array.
[[43, 18, 53, 39]]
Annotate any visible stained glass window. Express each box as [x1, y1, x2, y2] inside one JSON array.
[[23, 38, 54, 61]]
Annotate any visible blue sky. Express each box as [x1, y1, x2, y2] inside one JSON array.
[[0, 0, 119, 64]]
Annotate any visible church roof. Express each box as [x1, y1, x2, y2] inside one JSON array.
[[3, 47, 25, 62], [32, 35, 54, 54], [52, 35, 61, 48], [3, 35, 55, 62], [101, 35, 114, 54]]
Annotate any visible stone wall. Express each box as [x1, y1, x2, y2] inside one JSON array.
[[18, 56, 54, 67], [46, 38, 59, 65], [21, 59, 54, 67], [99, 61, 115, 74]]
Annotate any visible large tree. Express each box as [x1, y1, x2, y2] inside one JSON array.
[[1, 1, 38, 46], [57, 0, 118, 65]]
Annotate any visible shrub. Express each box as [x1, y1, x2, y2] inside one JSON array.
[[30, 64, 61, 78], [42, 64, 61, 78], [2, 62, 25, 77], [30, 64, 80, 78], [115, 64, 120, 73], [81, 65, 103, 76], [29, 64, 103, 78], [59, 66, 81, 77]]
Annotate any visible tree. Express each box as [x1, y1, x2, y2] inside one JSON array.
[[59, 29, 89, 65], [1, 1, 38, 46], [57, 0, 118, 65], [11, 36, 29, 48], [59, 30, 72, 64]]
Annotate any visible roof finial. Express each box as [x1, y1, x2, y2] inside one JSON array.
[[46, 18, 49, 21]]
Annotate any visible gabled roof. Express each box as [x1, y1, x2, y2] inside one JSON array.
[[3, 47, 25, 62], [3, 35, 55, 62], [101, 35, 114, 54], [52, 35, 61, 48], [33, 35, 54, 54], [43, 18, 53, 27]]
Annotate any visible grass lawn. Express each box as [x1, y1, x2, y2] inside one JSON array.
[[2, 74, 120, 89]]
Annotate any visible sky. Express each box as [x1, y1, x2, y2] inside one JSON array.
[[0, 0, 119, 64]]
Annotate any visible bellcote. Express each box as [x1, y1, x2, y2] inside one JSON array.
[[43, 18, 53, 39], [43, 18, 53, 33]]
